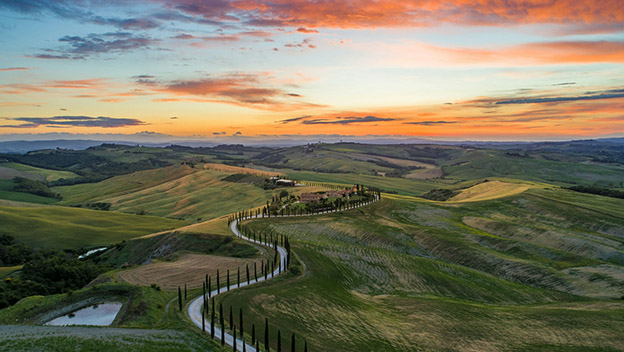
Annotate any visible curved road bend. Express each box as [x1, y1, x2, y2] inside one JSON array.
[[187, 195, 379, 351]]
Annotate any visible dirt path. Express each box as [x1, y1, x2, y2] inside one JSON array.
[[186, 195, 380, 351]]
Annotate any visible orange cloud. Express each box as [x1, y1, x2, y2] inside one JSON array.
[[143, 73, 325, 111], [381, 40, 624, 68], [172, 0, 624, 29], [0, 67, 37, 71], [264, 86, 624, 138]]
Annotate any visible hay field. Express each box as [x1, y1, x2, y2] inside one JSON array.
[[117, 253, 266, 290], [449, 180, 532, 202]]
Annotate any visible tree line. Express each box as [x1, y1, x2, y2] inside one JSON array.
[[566, 185, 624, 199], [212, 185, 379, 350], [12, 177, 62, 200], [0, 235, 109, 308]]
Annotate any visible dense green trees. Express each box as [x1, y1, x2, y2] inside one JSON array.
[[0, 235, 34, 266], [0, 241, 108, 308], [12, 177, 62, 199], [567, 185, 624, 199]]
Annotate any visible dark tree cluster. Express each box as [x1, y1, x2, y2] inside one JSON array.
[[567, 185, 624, 199], [0, 237, 109, 308], [12, 177, 62, 199]]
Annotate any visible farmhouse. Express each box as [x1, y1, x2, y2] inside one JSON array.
[[275, 179, 296, 186]]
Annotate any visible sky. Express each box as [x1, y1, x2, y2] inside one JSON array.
[[1, 0, 623, 141]]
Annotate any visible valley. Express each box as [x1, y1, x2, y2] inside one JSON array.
[[1, 141, 623, 351]]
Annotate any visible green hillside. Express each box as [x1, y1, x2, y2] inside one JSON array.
[[216, 189, 624, 351], [0, 205, 183, 249], [56, 165, 320, 221], [0, 179, 60, 205], [0, 162, 78, 182]]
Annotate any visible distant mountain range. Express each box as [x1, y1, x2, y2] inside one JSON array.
[[0, 135, 622, 154]]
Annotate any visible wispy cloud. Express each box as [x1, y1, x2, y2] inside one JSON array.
[[30, 32, 156, 60], [281, 115, 395, 125], [403, 120, 457, 125], [1, 116, 146, 128], [279, 115, 311, 124], [0, 0, 161, 31], [461, 88, 624, 107], [140, 73, 323, 111], [0, 67, 37, 71]]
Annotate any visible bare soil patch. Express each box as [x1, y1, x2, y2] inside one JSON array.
[[117, 253, 265, 290]]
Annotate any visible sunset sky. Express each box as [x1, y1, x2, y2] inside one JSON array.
[[1, 0, 623, 141]]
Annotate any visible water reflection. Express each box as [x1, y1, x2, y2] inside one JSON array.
[[45, 302, 122, 326]]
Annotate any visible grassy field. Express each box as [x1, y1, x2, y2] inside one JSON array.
[[284, 169, 451, 196], [440, 149, 624, 187], [449, 180, 533, 202], [0, 162, 78, 182], [214, 191, 624, 351], [0, 325, 220, 352], [0, 282, 228, 351], [0, 204, 183, 249], [56, 165, 320, 221], [0, 265, 22, 278], [0, 179, 60, 204]]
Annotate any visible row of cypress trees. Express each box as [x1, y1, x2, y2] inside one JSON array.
[[199, 187, 380, 351], [204, 298, 309, 352], [227, 186, 381, 225]]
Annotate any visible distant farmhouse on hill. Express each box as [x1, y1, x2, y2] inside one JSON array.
[[270, 176, 297, 187], [300, 189, 353, 203]]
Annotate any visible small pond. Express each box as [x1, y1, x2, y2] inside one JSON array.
[[45, 302, 122, 326]]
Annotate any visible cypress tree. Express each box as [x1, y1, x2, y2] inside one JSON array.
[[208, 276, 212, 298], [237, 266, 240, 288], [254, 262, 258, 281], [202, 282, 206, 308], [256, 340, 260, 352], [227, 269, 230, 291], [229, 305, 233, 330], [277, 330, 281, 352], [240, 308, 244, 337], [202, 309, 205, 331], [177, 286, 182, 311], [211, 298, 215, 339], [217, 269, 220, 294], [233, 326, 237, 351], [291, 332, 295, 352], [304, 340, 307, 352], [251, 324, 256, 345], [219, 303, 224, 341], [246, 264, 250, 284], [265, 318, 270, 352]]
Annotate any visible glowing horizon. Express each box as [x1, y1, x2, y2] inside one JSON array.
[[1, 0, 623, 140]]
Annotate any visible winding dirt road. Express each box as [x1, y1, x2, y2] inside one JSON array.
[[187, 196, 379, 351]]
